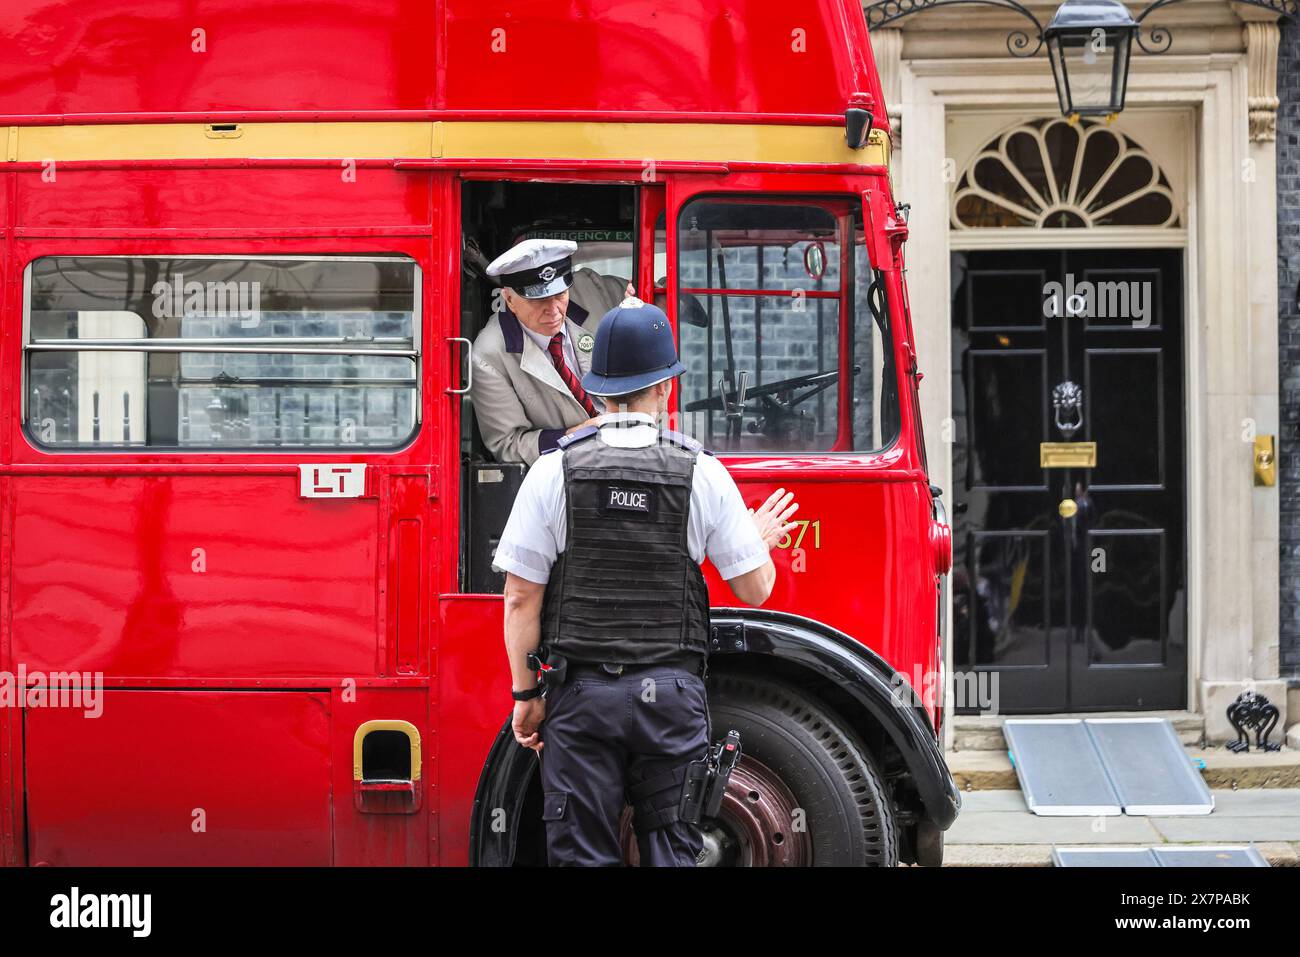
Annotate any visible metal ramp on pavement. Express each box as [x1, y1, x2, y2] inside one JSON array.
[[1004, 718, 1214, 817], [1053, 846, 1270, 867]]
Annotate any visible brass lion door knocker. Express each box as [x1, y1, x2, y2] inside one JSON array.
[[1052, 381, 1083, 438]]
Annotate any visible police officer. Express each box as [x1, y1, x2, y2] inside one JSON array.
[[492, 297, 800, 866]]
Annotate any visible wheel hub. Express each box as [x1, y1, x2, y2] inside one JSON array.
[[620, 756, 812, 866]]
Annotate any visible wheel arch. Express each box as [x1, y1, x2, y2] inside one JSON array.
[[468, 718, 541, 867], [706, 609, 960, 837]]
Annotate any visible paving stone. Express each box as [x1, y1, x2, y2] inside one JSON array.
[[946, 811, 1161, 845], [1201, 788, 1300, 816], [1255, 842, 1300, 866], [1149, 816, 1300, 843], [947, 746, 1300, 790], [947, 789, 1300, 848], [939, 843, 1298, 867], [954, 790, 1030, 812], [941, 844, 1053, 867]]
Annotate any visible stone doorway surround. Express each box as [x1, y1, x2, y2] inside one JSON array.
[[868, 2, 1287, 747]]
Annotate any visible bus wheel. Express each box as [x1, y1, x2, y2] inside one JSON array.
[[702, 673, 898, 867], [619, 752, 809, 866]]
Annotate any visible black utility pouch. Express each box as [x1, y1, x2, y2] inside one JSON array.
[[526, 650, 568, 696], [678, 759, 711, 825]]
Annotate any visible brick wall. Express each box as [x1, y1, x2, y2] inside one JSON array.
[[1278, 17, 1300, 678]]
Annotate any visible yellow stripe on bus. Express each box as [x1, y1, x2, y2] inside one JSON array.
[[10, 121, 890, 168]]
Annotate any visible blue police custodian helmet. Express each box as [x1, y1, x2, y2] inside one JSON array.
[[581, 297, 686, 397]]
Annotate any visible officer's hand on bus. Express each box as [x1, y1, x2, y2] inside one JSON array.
[[750, 487, 800, 551], [512, 698, 546, 752]]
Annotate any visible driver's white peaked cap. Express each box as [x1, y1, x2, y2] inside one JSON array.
[[485, 239, 578, 278]]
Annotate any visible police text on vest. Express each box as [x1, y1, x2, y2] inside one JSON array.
[[606, 487, 650, 512]]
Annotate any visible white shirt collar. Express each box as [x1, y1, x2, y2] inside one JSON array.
[[521, 322, 569, 354], [598, 411, 659, 448]]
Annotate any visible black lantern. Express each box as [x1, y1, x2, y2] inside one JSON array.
[[1043, 0, 1137, 116]]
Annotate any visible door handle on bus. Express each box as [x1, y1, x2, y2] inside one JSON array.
[[447, 337, 473, 395]]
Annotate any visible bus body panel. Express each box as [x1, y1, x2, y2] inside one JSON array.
[[706, 473, 941, 695], [4, 168, 445, 865], [13, 167, 432, 233], [1, 160, 946, 866], [0, 1, 883, 123], [11, 475, 381, 678], [25, 690, 334, 866], [438, 596, 508, 866]]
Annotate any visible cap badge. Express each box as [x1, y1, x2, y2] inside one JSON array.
[[577, 333, 595, 353], [539, 265, 557, 282]]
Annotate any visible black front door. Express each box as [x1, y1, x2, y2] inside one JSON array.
[[951, 248, 1186, 713]]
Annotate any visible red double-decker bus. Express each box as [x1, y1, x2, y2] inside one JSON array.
[[0, 0, 957, 867]]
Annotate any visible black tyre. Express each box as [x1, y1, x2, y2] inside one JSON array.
[[702, 672, 898, 866]]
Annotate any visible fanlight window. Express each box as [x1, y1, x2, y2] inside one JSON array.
[[953, 118, 1179, 229]]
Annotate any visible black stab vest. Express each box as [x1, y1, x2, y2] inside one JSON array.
[[540, 428, 711, 665]]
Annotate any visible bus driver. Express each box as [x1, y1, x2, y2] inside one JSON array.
[[471, 239, 631, 466]]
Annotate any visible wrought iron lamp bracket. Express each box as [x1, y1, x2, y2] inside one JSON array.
[[864, 0, 1298, 58], [865, 0, 1048, 56]]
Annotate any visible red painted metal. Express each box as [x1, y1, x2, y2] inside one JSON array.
[[932, 520, 954, 576], [0, 1, 886, 124], [680, 287, 841, 299], [0, 0, 944, 868], [25, 691, 334, 865], [0, 112, 845, 128]]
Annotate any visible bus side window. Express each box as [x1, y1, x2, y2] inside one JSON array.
[[674, 197, 899, 456], [25, 256, 419, 451]]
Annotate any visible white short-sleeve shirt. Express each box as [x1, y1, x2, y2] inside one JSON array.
[[492, 412, 769, 585]]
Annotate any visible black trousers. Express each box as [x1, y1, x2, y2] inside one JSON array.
[[538, 662, 709, 867]]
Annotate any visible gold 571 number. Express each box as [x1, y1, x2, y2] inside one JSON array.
[[777, 520, 821, 550]]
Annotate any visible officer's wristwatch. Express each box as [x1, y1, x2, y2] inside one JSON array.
[[512, 686, 542, 702]]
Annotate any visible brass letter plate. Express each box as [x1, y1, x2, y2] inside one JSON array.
[[1040, 442, 1097, 468], [1254, 434, 1276, 487]]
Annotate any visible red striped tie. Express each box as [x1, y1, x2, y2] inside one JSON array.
[[547, 333, 598, 416]]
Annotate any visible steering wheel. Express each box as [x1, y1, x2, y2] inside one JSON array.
[[682, 369, 841, 415], [683, 368, 853, 441]]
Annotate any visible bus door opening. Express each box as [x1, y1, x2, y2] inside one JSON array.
[[456, 180, 657, 593]]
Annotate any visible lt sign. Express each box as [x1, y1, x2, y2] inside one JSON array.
[[300, 464, 367, 498]]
